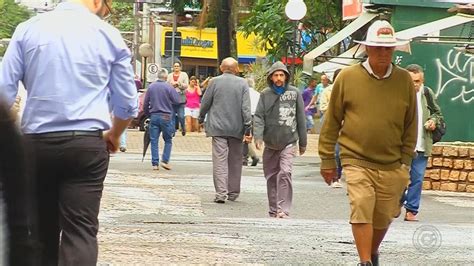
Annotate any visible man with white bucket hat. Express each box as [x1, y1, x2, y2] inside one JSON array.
[[318, 20, 417, 266]]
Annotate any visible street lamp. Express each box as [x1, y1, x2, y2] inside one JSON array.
[[285, 0, 307, 85], [139, 43, 154, 89]]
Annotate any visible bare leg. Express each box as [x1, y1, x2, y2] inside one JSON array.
[[352, 223, 372, 263], [185, 116, 192, 133]]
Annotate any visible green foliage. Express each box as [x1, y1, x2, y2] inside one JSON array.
[[0, 0, 31, 56], [244, 60, 270, 92], [109, 2, 134, 32], [240, 0, 343, 60]]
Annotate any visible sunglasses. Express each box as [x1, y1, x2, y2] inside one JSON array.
[[103, 0, 113, 20]]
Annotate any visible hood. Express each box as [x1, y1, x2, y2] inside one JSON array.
[[266, 61, 290, 88]]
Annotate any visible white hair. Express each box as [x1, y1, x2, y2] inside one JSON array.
[[158, 68, 168, 80]]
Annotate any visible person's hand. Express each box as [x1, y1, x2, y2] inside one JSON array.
[[320, 168, 337, 186], [243, 134, 252, 144], [103, 131, 120, 153], [255, 139, 263, 150], [299, 146, 306, 156], [10, 95, 21, 120], [304, 106, 309, 111], [424, 119, 436, 131]]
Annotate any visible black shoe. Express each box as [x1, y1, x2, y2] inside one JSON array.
[[371, 253, 379, 266], [182, 131, 186, 136], [214, 198, 225, 204], [119, 147, 127, 152], [357, 262, 373, 266], [242, 161, 248, 166], [251, 157, 259, 166]]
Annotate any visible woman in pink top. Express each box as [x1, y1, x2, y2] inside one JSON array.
[[185, 76, 202, 132]]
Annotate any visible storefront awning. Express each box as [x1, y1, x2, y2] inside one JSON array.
[[313, 13, 474, 75], [302, 11, 377, 75]]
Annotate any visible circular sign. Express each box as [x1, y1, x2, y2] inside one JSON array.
[[148, 63, 158, 74]]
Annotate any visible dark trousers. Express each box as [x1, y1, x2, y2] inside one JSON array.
[[26, 135, 109, 266]]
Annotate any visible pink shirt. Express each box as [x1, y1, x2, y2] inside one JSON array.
[[185, 88, 201, 109]]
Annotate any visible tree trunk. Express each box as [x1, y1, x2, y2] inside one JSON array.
[[216, 0, 237, 71]]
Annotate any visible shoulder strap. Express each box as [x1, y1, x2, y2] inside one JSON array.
[[423, 86, 435, 114]]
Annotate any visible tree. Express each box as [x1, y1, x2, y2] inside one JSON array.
[[241, 0, 343, 61], [109, 2, 135, 32], [0, 0, 31, 56]]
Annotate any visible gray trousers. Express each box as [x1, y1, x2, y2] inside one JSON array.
[[263, 145, 296, 216], [212, 137, 243, 200]]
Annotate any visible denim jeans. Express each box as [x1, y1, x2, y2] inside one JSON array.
[[305, 115, 314, 130], [173, 104, 185, 131], [150, 113, 174, 166], [404, 152, 428, 214]]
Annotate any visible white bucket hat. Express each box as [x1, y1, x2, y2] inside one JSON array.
[[354, 20, 409, 47]]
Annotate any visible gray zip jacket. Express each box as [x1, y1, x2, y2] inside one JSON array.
[[254, 62, 307, 150], [199, 72, 252, 139]]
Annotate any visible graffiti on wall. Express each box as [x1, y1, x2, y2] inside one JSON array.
[[435, 49, 474, 104]]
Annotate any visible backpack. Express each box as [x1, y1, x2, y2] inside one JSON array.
[[423, 87, 446, 143]]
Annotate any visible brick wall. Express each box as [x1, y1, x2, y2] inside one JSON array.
[[423, 144, 474, 193]]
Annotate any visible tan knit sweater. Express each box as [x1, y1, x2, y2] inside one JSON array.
[[319, 63, 417, 170]]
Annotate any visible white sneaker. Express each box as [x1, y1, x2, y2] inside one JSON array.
[[152, 165, 159, 171], [331, 180, 343, 188]]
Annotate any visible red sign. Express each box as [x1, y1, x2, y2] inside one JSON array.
[[342, 0, 362, 20]]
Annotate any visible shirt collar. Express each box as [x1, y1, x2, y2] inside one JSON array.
[[55, 2, 93, 14], [362, 60, 393, 80]]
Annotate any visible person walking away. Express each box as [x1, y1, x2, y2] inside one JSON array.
[[0, 0, 139, 264], [302, 76, 317, 133], [403, 64, 444, 222], [144, 68, 181, 171], [185, 76, 202, 132], [199, 57, 252, 203], [242, 77, 260, 166], [167, 61, 189, 135], [254, 61, 307, 219], [318, 20, 417, 266]]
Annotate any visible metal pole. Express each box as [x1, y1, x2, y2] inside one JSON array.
[[291, 20, 297, 85], [143, 56, 148, 89], [171, 11, 177, 69], [133, 2, 139, 75]]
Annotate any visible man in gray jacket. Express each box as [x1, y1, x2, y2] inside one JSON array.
[[254, 61, 307, 218], [199, 57, 252, 203]]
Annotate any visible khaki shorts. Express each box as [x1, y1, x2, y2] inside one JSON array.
[[344, 164, 409, 229]]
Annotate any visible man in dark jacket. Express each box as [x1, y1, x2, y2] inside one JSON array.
[[253, 61, 307, 218], [199, 57, 252, 203]]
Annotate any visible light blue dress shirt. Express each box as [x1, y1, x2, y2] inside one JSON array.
[[0, 2, 138, 134]]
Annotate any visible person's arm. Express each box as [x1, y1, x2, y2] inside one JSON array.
[[143, 89, 151, 117], [318, 79, 344, 169], [425, 87, 444, 128], [198, 79, 214, 123], [241, 82, 252, 128], [0, 23, 25, 108], [196, 84, 202, 96], [295, 90, 307, 155], [169, 85, 181, 105], [253, 94, 265, 149], [106, 35, 138, 152], [401, 78, 418, 166], [305, 94, 318, 111], [179, 72, 189, 90]]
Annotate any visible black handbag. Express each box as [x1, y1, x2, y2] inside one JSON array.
[[424, 87, 446, 143]]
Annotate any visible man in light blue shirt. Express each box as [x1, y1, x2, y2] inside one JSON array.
[[0, 0, 137, 264]]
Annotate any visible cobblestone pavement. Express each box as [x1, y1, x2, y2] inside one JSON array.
[[97, 153, 474, 265]]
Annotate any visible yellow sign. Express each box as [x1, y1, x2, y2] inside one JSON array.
[[161, 26, 267, 60]]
